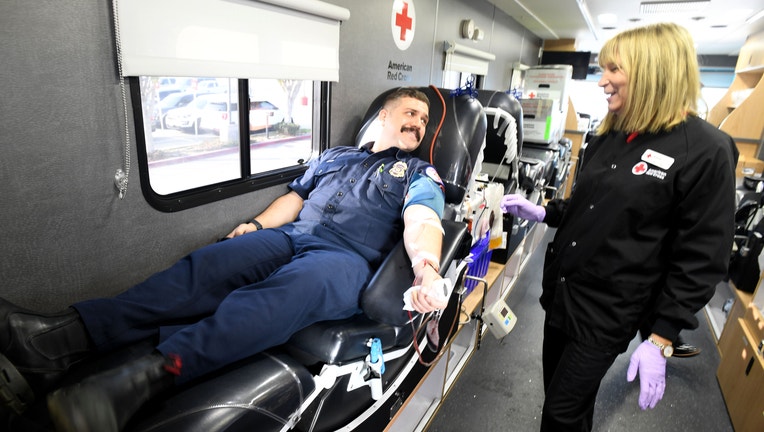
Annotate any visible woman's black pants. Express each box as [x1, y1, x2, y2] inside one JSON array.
[[540, 320, 620, 431]]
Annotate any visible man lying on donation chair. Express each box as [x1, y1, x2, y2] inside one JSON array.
[[0, 87, 449, 432]]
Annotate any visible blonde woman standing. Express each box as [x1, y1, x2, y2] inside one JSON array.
[[501, 23, 738, 431]]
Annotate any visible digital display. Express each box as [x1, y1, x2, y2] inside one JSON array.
[[540, 51, 592, 80]]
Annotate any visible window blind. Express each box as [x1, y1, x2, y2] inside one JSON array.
[[443, 41, 496, 76], [115, 0, 350, 81]]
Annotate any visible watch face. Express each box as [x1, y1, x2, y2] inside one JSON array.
[[663, 345, 674, 357]]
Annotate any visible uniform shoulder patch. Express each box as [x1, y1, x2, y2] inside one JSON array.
[[425, 166, 443, 185]]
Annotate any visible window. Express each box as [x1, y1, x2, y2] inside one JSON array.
[[114, 0, 348, 211], [132, 78, 326, 211], [442, 41, 495, 89]]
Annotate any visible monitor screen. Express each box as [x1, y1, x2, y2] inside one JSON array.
[[540, 51, 591, 80]]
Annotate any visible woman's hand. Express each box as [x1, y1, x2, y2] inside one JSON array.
[[627, 339, 667, 410], [500, 194, 546, 222]]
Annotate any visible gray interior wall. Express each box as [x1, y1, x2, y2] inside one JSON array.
[[0, 0, 539, 311], [0, 1, 285, 310], [485, 5, 541, 90], [327, 0, 540, 146]]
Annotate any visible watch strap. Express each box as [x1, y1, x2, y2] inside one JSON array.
[[648, 336, 673, 357]]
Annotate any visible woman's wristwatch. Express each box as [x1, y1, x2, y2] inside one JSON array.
[[648, 336, 674, 358]]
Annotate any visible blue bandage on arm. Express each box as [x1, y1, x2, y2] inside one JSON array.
[[403, 170, 445, 219]]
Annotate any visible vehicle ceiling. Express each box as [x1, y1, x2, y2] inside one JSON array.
[[488, 0, 764, 56]]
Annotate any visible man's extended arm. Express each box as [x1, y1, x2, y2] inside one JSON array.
[[403, 204, 445, 313], [226, 191, 304, 238]]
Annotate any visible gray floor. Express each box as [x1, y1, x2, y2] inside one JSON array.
[[427, 228, 734, 431]]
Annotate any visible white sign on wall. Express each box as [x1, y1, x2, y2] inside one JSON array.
[[391, 0, 416, 51]]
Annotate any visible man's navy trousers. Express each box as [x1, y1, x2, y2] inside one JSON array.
[[73, 226, 372, 383]]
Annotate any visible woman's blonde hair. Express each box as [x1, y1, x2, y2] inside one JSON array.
[[597, 23, 700, 134]]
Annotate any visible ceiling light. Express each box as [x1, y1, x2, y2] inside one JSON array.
[[639, 1, 710, 14], [576, 0, 599, 40], [597, 13, 618, 26]]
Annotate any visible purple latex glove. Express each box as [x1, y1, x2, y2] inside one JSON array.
[[499, 194, 546, 222], [627, 340, 667, 410]]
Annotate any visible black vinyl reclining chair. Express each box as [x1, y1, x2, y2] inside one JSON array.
[[475, 90, 526, 262], [7, 87, 485, 432], [522, 137, 572, 200], [476, 90, 523, 196]]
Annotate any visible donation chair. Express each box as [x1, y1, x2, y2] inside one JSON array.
[[476, 90, 523, 196], [25, 86, 486, 432], [475, 90, 525, 263]]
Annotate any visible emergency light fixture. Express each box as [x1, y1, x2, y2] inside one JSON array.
[[639, 1, 710, 14]]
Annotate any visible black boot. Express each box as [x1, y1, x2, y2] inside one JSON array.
[[47, 351, 177, 432], [0, 298, 93, 412]]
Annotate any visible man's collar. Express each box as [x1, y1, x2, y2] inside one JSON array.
[[364, 142, 416, 160]]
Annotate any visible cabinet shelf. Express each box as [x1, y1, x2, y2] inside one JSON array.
[[736, 64, 764, 75], [708, 30, 764, 173]]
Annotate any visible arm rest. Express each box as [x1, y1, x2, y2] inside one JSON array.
[[361, 219, 470, 327]]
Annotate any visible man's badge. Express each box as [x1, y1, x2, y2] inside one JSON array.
[[389, 161, 407, 178]]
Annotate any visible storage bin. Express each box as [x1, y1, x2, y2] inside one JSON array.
[[465, 235, 493, 293]]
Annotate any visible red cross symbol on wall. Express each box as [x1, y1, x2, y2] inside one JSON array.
[[395, 2, 413, 41]]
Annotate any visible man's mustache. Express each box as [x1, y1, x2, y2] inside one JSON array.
[[400, 126, 421, 141]]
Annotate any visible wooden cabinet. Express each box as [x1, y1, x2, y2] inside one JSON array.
[[562, 131, 584, 199], [707, 67, 764, 141], [717, 274, 764, 431], [563, 98, 586, 199], [717, 315, 764, 432], [708, 31, 764, 176]]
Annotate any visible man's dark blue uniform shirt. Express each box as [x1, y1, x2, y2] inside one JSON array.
[[288, 143, 444, 266]]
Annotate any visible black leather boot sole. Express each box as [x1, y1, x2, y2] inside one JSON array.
[[0, 352, 35, 414]]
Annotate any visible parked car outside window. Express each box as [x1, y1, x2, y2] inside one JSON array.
[[164, 94, 238, 135], [249, 100, 281, 133], [199, 95, 239, 133], [153, 92, 211, 130]]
